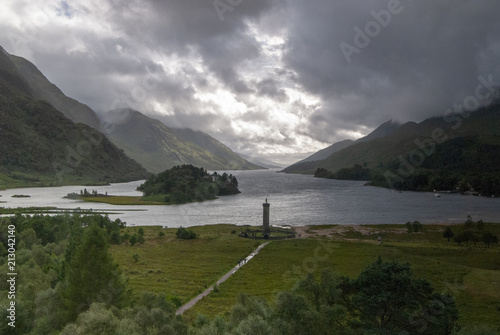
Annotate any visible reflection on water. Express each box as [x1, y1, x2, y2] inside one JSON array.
[[1, 170, 499, 227]]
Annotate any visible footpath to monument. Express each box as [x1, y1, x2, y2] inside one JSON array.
[[175, 242, 270, 315]]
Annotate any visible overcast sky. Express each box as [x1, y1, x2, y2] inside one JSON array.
[[1, 0, 500, 164]]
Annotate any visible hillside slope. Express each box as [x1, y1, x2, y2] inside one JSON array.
[[0, 47, 147, 188], [9, 55, 103, 130], [318, 107, 500, 174], [285, 103, 500, 193], [103, 109, 262, 173], [284, 120, 401, 173]]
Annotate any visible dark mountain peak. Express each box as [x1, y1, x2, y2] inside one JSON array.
[[292, 119, 401, 166], [8, 53, 103, 130], [0, 46, 32, 95], [357, 119, 401, 143]]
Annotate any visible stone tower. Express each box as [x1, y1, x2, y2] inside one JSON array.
[[263, 198, 270, 236]]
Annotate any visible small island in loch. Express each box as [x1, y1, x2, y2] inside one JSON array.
[[66, 164, 241, 205]]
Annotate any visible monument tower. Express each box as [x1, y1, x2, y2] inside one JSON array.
[[263, 198, 270, 237]]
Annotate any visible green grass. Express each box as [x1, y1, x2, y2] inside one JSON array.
[[0, 206, 121, 215], [83, 196, 166, 205], [110, 223, 500, 328], [82, 194, 219, 206], [110, 225, 261, 304], [305, 224, 338, 230]]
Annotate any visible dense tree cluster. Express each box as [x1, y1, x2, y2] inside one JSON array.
[[0, 214, 184, 334], [444, 216, 499, 247], [0, 213, 202, 333], [176, 227, 197, 240], [138, 165, 240, 203], [191, 259, 459, 335], [314, 164, 371, 181], [315, 137, 500, 196]]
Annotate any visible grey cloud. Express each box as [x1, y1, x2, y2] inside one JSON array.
[[283, 0, 500, 142], [2, 0, 500, 164]]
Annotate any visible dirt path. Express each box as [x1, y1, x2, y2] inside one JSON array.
[[175, 242, 270, 315]]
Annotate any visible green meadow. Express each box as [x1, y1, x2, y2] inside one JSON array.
[[82, 195, 167, 205], [110, 223, 500, 328]]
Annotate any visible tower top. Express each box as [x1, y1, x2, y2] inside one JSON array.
[[263, 198, 270, 207]]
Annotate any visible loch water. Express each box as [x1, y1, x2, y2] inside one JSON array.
[[1, 169, 499, 227]]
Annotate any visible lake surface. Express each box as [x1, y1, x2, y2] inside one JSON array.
[[1, 169, 499, 227]]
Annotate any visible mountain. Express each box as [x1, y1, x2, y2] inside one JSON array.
[[318, 108, 499, 173], [0, 47, 147, 188], [9, 54, 102, 130], [357, 120, 401, 143], [283, 104, 500, 193], [238, 153, 283, 169], [295, 140, 354, 164], [284, 120, 401, 172], [102, 108, 262, 173]]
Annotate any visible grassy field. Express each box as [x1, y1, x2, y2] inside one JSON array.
[[82, 194, 219, 205], [83, 196, 167, 205], [110, 223, 500, 329], [110, 225, 262, 304]]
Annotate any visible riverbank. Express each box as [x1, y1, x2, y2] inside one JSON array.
[[73, 194, 220, 206]]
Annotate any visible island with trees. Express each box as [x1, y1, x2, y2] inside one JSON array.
[[67, 165, 241, 205]]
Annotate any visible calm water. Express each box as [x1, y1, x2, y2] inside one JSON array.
[[1, 169, 499, 227]]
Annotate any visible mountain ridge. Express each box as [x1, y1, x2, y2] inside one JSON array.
[[293, 120, 401, 166], [102, 108, 262, 173], [283, 104, 500, 194], [0, 46, 148, 188], [4, 49, 262, 176], [9, 54, 103, 131], [284, 119, 401, 172]]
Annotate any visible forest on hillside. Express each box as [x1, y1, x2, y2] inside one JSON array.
[[315, 136, 500, 196]]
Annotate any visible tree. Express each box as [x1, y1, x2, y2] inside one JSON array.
[[476, 220, 485, 231], [176, 227, 197, 240], [453, 232, 466, 246], [454, 230, 478, 246], [482, 231, 498, 248], [443, 227, 455, 242], [60, 303, 118, 335], [340, 258, 458, 333], [464, 215, 474, 230], [230, 175, 239, 188], [65, 223, 126, 321], [129, 235, 137, 246], [19, 227, 39, 249], [406, 221, 423, 233], [412, 221, 423, 232]]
